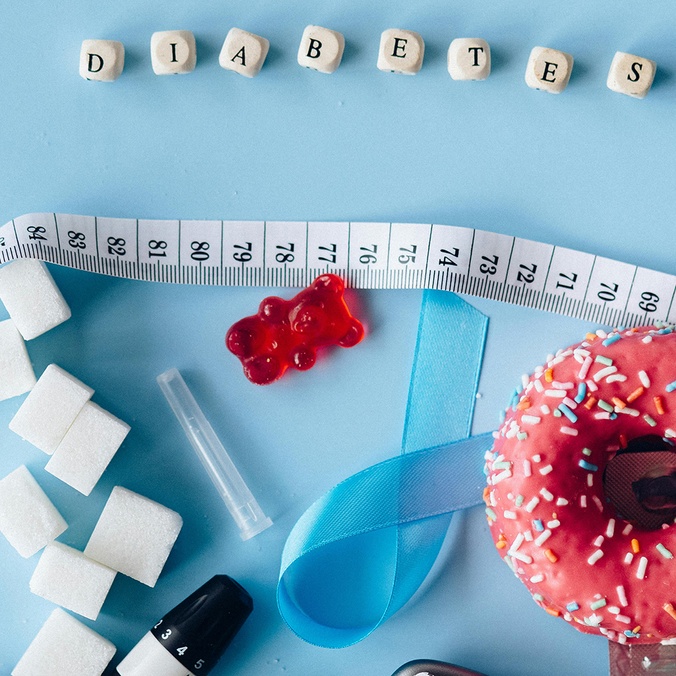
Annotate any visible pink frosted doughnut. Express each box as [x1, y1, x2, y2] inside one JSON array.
[[485, 325, 676, 645]]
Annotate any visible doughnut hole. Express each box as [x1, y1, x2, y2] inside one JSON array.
[[603, 434, 676, 530]]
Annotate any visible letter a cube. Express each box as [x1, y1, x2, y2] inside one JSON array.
[[219, 28, 270, 78]]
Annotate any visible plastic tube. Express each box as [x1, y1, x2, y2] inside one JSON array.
[[157, 368, 272, 540]]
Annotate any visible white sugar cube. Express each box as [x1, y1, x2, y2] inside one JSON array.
[[85, 486, 183, 587], [151, 30, 196, 75], [448, 38, 491, 80], [46, 402, 130, 495], [525, 46, 574, 93], [607, 51, 656, 99], [0, 466, 67, 558], [12, 608, 116, 676], [9, 364, 94, 454], [79, 39, 125, 82], [30, 542, 116, 620], [297, 25, 345, 74], [377, 29, 424, 75], [0, 259, 71, 339], [0, 318, 36, 400], [219, 27, 269, 78]]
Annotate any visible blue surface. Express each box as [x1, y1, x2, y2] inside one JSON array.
[[2, 2, 676, 674]]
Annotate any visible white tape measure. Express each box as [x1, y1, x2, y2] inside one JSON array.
[[1, 212, 674, 327]]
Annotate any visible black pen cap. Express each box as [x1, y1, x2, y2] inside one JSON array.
[[150, 575, 253, 674]]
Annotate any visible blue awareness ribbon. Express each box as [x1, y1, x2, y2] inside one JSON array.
[[277, 291, 492, 648]]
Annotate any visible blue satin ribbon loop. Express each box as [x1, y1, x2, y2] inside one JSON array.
[[277, 291, 490, 648]]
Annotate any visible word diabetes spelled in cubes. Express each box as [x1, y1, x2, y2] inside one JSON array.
[[80, 26, 657, 99]]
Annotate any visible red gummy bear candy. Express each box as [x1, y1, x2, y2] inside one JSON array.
[[226, 274, 365, 385]]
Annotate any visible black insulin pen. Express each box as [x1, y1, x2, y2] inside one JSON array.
[[116, 575, 253, 676], [391, 659, 488, 676]]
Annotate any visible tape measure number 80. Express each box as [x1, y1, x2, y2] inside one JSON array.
[[1, 212, 674, 327]]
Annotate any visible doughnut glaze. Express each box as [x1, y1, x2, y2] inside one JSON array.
[[485, 325, 676, 645]]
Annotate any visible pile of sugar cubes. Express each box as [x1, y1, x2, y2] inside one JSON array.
[[0, 258, 183, 675]]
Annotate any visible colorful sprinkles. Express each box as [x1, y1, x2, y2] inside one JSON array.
[[485, 324, 676, 645]]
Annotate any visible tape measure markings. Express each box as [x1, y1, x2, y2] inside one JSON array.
[[1, 212, 675, 327]]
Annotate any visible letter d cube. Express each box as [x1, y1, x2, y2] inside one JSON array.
[[79, 40, 125, 82]]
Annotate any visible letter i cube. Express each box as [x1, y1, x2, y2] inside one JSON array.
[[79, 40, 125, 81], [151, 30, 196, 75]]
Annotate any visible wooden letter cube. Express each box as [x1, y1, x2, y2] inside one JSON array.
[[525, 46, 574, 94], [219, 28, 269, 78], [377, 29, 424, 75], [297, 25, 345, 74], [448, 38, 491, 80], [79, 40, 124, 82], [151, 30, 196, 75], [607, 52, 656, 99]]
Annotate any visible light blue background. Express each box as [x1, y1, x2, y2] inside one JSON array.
[[2, 2, 676, 674]]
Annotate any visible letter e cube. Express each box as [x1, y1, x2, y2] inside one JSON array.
[[525, 46, 574, 94], [377, 29, 424, 75]]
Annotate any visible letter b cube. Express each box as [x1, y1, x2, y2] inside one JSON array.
[[79, 40, 125, 82], [297, 25, 345, 74]]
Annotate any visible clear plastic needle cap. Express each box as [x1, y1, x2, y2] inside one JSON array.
[[157, 368, 273, 540]]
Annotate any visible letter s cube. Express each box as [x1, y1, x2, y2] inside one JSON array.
[[607, 51, 656, 99]]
